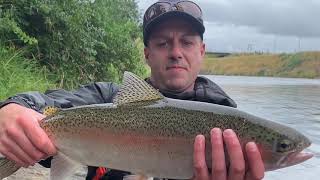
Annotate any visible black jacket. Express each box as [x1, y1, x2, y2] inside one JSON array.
[[0, 76, 236, 179]]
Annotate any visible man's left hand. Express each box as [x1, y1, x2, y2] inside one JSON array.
[[193, 128, 265, 180]]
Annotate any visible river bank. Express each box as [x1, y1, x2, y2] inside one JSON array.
[[5, 164, 86, 180], [201, 51, 320, 79]]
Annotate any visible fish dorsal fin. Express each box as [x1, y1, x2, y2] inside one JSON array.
[[43, 106, 60, 116], [113, 71, 164, 106]]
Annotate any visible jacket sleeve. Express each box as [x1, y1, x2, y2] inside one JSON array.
[[0, 82, 119, 112], [0, 82, 119, 168]]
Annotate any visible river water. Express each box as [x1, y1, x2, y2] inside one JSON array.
[[205, 75, 320, 180]]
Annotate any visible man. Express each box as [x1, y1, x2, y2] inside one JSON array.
[[0, 0, 265, 179]]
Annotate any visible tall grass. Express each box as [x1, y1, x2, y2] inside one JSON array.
[[201, 51, 320, 78], [0, 47, 55, 101]]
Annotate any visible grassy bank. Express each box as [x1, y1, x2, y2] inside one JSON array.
[[201, 51, 320, 78], [0, 47, 55, 101]]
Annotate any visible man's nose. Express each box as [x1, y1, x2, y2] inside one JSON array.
[[169, 43, 183, 60]]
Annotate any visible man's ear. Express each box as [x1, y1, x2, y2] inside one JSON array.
[[144, 47, 150, 65], [200, 43, 206, 57], [201, 43, 206, 57]]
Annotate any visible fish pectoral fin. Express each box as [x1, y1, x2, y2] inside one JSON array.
[[43, 106, 60, 116], [123, 174, 153, 180], [0, 156, 20, 179], [50, 152, 83, 180], [113, 71, 164, 106]]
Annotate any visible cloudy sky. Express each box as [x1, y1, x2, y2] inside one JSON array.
[[137, 0, 320, 53]]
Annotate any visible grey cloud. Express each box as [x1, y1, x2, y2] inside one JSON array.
[[198, 0, 320, 38], [138, 0, 320, 52]]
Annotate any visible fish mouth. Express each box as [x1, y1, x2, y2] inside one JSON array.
[[278, 151, 313, 169]]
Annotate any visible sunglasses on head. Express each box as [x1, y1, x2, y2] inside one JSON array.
[[144, 0, 203, 25]]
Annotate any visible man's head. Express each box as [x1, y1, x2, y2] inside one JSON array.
[[143, 0, 206, 93]]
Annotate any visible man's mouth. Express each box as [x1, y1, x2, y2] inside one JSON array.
[[166, 66, 187, 70]]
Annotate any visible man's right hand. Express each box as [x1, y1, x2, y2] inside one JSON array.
[[0, 103, 57, 167]]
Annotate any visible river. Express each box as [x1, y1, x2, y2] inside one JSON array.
[[205, 75, 320, 180]]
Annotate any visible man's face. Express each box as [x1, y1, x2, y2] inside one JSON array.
[[144, 18, 206, 93]]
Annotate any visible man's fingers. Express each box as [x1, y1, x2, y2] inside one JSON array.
[[0, 133, 35, 165], [211, 128, 227, 180], [223, 129, 245, 180], [193, 135, 210, 180], [0, 144, 27, 167], [7, 125, 46, 162], [18, 116, 56, 156], [245, 142, 265, 180], [0, 104, 54, 166]]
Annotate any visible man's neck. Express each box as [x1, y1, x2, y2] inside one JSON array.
[[147, 78, 195, 94]]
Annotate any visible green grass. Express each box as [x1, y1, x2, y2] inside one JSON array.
[[201, 51, 320, 79], [0, 47, 55, 101]]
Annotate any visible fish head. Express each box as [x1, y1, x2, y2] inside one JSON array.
[[259, 131, 313, 171]]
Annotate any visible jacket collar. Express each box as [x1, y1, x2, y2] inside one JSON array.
[[145, 76, 237, 108]]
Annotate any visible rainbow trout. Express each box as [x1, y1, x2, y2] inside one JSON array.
[[0, 72, 313, 180]]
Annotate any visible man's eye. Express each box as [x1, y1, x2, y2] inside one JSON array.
[[182, 40, 193, 46], [157, 42, 168, 47]]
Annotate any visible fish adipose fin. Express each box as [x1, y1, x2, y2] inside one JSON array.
[[43, 106, 60, 116], [50, 152, 83, 180], [0, 156, 20, 179], [113, 71, 164, 106]]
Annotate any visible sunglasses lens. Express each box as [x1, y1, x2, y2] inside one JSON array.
[[144, 1, 202, 25], [144, 3, 171, 22], [177, 1, 202, 19]]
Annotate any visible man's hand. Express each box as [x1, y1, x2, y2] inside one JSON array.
[[193, 128, 265, 180], [0, 103, 56, 167]]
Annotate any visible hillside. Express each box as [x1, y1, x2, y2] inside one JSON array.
[[201, 51, 320, 78]]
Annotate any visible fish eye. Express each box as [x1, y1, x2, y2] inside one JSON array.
[[280, 143, 289, 149], [277, 139, 294, 153]]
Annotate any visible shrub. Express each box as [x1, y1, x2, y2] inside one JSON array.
[[0, 0, 147, 89]]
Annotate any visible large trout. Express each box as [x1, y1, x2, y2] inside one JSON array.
[[0, 72, 313, 180]]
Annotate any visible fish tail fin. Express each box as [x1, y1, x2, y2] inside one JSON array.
[[0, 157, 20, 179], [123, 174, 153, 180]]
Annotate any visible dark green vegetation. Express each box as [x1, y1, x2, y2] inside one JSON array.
[[0, 0, 147, 100]]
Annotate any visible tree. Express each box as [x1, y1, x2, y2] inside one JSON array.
[[0, 0, 147, 89]]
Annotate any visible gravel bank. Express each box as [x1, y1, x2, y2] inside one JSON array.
[[5, 164, 87, 180]]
